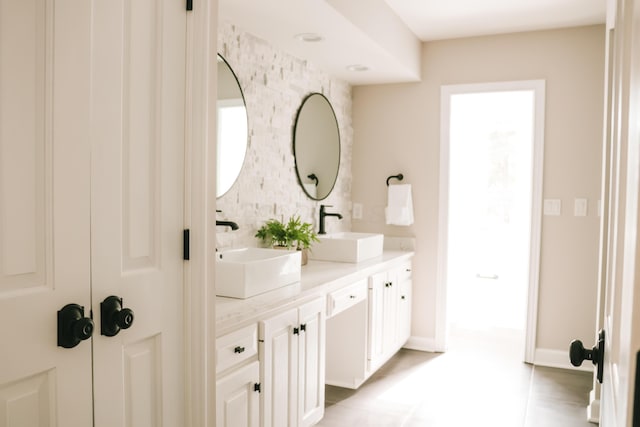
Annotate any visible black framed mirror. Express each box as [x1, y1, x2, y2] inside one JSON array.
[[216, 54, 248, 198], [293, 93, 340, 200]]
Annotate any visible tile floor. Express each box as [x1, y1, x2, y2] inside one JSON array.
[[317, 327, 595, 427]]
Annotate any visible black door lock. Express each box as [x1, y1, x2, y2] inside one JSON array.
[[101, 296, 135, 337], [58, 304, 94, 348]]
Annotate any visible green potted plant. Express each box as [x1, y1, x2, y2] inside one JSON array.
[[255, 215, 319, 265]]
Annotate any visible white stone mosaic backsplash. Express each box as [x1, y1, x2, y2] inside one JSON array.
[[216, 22, 353, 249]]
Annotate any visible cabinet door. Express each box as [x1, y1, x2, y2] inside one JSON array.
[[382, 273, 399, 353], [298, 298, 326, 427], [260, 308, 298, 427], [368, 272, 386, 365], [397, 277, 412, 347], [217, 361, 260, 427]]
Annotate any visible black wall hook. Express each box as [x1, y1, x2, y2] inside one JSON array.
[[386, 174, 404, 186], [307, 173, 319, 186]]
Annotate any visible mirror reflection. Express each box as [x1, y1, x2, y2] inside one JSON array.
[[293, 93, 340, 201], [216, 54, 248, 198]]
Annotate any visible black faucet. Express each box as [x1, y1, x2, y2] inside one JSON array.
[[216, 220, 239, 230], [319, 204, 342, 235], [215, 210, 239, 230]]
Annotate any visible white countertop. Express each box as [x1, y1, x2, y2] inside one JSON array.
[[215, 250, 414, 336]]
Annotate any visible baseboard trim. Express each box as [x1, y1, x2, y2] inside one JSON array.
[[534, 348, 593, 372], [587, 389, 600, 424], [403, 336, 438, 352]]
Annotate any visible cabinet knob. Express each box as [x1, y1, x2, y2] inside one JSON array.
[[401, 295, 406, 300], [234, 346, 245, 354], [349, 295, 356, 299], [300, 323, 307, 332]]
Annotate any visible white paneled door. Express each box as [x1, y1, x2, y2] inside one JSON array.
[[0, 0, 94, 425], [0, 0, 187, 426], [89, 0, 187, 426], [596, 0, 640, 425]]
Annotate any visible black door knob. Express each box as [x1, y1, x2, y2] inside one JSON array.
[[569, 329, 605, 383], [101, 296, 135, 337], [58, 304, 94, 348]]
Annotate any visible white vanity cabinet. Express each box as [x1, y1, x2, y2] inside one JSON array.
[[325, 279, 369, 388], [325, 259, 413, 388], [216, 324, 261, 427], [259, 296, 326, 427], [368, 260, 413, 374]]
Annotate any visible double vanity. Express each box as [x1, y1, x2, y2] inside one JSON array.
[[215, 234, 414, 427], [214, 47, 412, 427]]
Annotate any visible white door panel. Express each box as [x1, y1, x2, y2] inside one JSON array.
[[0, 0, 93, 425], [599, 0, 640, 425], [90, 0, 186, 426]]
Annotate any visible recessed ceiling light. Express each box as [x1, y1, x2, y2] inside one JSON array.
[[295, 33, 324, 43], [346, 64, 369, 72]]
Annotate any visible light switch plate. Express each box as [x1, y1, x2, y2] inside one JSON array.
[[574, 198, 588, 217], [544, 199, 562, 216]]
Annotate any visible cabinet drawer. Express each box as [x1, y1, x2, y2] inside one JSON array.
[[327, 279, 367, 318], [216, 323, 258, 373]]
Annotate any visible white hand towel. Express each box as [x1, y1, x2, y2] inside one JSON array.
[[385, 184, 414, 226]]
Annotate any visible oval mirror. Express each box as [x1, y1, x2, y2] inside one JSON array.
[[216, 54, 248, 198], [293, 93, 340, 200]]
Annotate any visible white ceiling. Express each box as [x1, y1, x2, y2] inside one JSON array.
[[218, 0, 606, 85], [384, 0, 606, 41]]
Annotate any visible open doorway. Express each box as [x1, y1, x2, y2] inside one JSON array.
[[437, 81, 546, 363]]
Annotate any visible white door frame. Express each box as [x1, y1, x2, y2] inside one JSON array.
[[184, 1, 218, 426], [435, 80, 546, 363]]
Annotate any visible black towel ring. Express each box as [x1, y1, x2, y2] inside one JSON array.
[[386, 174, 404, 186]]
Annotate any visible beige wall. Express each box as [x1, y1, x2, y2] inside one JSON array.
[[352, 25, 605, 354]]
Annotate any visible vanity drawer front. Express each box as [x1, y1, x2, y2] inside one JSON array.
[[328, 279, 367, 318], [216, 323, 258, 373]]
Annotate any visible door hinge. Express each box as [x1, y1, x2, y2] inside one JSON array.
[[254, 383, 261, 393], [186, 0, 193, 11], [183, 229, 190, 260]]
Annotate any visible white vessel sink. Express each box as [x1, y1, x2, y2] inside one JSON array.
[[215, 248, 301, 299], [309, 232, 384, 263]]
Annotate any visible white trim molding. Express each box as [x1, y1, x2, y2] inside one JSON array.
[[404, 336, 438, 352], [533, 348, 593, 373], [184, 1, 217, 426], [587, 389, 600, 423]]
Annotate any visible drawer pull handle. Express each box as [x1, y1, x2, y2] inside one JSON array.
[[234, 346, 245, 354], [406, 268, 411, 272]]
